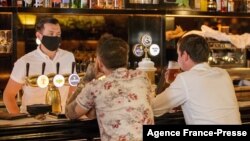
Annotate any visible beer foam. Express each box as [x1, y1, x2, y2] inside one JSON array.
[[137, 58, 156, 71], [168, 61, 180, 69]]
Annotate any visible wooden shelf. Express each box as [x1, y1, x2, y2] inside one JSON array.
[[0, 7, 249, 17], [0, 53, 12, 57]]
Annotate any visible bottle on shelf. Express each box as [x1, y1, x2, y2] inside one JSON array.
[[228, 0, 234, 12], [80, 0, 88, 8], [207, 0, 217, 11], [0, 0, 8, 7], [216, 0, 221, 11], [221, 0, 228, 12], [23, 0, 34, 7], [70, 0, 80, 8], [52, 0, 61, 7], [44, 0, 51, 7], [61, 0, 69, 8], [17, 0, 23, 7], [34, 0, 44, 7], [200, 0, 208, 11], [113, 0, 123, 9]]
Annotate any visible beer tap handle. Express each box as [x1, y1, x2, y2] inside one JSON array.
[[72, 62, 76, 74], [26, 63, 30, 77], [56, 62, 60, 74], [42, 62, 46, 75]]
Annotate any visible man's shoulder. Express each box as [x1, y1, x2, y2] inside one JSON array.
[[210, 66, 227, 73], [18, 50, 37, 61], [58, 48, 74, 57]]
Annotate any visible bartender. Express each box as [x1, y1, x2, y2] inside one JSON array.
[[3, 17, 76, 114]]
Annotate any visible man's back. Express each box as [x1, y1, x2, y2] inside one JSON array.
[[76, 68, 154, 140], [176, 63, 241, 124]]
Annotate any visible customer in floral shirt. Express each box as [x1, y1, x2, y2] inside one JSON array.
[[65, 37, 154, 141]]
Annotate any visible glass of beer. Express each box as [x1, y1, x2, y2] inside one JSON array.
[[165, 61, 180, 84]]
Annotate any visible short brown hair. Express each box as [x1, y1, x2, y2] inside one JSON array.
[[177, 34, 210, 63], [97, 37, 129, 69]]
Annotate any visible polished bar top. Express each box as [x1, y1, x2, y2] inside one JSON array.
[[0, 115, 100, 140], [0, 107, 249, 140]]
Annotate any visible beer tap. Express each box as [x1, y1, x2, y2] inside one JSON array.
[[25, 61, 84, 87], [24, 62, 85, 114], [42, 62, 45, 75], [72, 62, 76, 74], [26, 63, 30, 77], [68, 62, 80, 86], [37, 62, 49, 88], [53, 62, 65, 88], [56, 62, 60, 74]]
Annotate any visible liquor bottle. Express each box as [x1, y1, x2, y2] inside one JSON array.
[[200, 0, 208, 11], [23, 0, 34, 7], [61, 0, 69, 8], [228, 0, 234, 12], [221, 0, 228, 12], [70, 0, 80, 8], [44, 0, 51, 7], [80, 0, 88, 8], [34, 0, 43, 7], [0, 0, 8, 6], [106, 0, 112, 8], [52, 0, 61, 7], [113, 0, 123, 9], [207, 0, 216, 11], [17, 0, 23, 7], [216, 0, 221, 11]]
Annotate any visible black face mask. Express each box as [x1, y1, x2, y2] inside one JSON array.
[[41, 35, 61, 51]]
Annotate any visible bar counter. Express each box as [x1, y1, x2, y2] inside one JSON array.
[[0, 116, 100, 141], [0, 106, 250, 140]]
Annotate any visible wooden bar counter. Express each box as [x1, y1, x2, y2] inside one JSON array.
[[0, 107, 249, 140], [0, 115, 100, 141]]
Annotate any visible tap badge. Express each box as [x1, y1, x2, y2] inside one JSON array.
[[132, 44, 144, 57], [149, 44, 160, 56], [140, 33, 152, 47], [53, 74, 65, 87], [37, 75, 49, 88], [68, 74, 80, 86]]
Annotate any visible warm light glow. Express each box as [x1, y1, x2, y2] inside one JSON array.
[[18, 14, 37, 25]]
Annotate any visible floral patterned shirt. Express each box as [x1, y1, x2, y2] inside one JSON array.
[[76, 68, 154, 141]]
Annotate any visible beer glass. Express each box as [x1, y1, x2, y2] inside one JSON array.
[[165, 61, 180, 84]]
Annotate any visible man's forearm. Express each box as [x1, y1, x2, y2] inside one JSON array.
[[66, 86, 82, 105], [4, 98, 20, 114], [65, 101, 79, 119]]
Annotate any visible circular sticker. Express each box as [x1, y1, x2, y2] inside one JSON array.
[[37, 75, 49, 88], [140, 34, 152, 47], [132, 44, 144, 57], [68, 74, 80, 86], [149, 44, 160, 56], [53, 74, 65, 88]]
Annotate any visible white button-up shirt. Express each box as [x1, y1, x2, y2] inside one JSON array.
[[10, 47, 75, 113], [152, 63, 242, 124]]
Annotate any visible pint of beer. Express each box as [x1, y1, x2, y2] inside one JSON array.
[[166, 61, 180, 84]]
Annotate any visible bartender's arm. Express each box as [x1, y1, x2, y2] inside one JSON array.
[[3, 78, 22, 114]]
